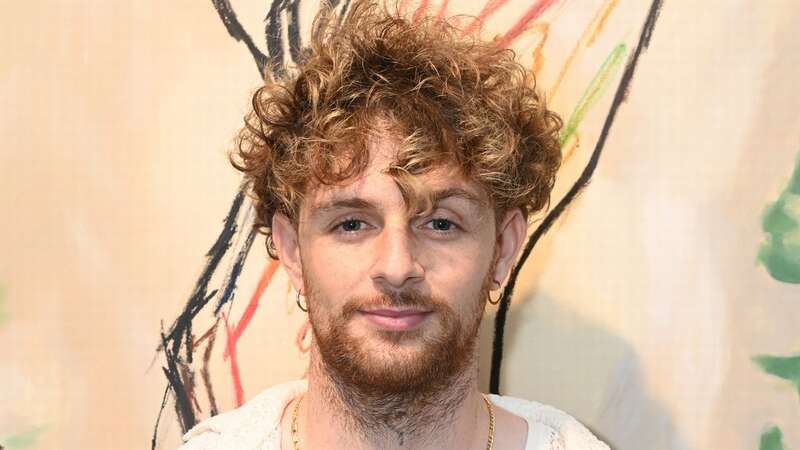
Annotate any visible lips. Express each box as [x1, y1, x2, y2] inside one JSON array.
[[358, 309, 433, 331]]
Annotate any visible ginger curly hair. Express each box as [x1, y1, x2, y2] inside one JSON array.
[[231, 0, 563, 259]]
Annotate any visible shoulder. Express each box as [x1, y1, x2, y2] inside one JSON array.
[[176, 379, 307, 450], [487, 394, 611, 450]]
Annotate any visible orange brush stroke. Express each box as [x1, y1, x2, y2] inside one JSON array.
[[586, 0, 619, 47], [563, 133, 581, 162], [550, 0, 620, 99], [525, 23, 550, 76]]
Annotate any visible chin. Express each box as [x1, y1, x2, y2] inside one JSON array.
[[327, 330, 458, 391], [312, 298, 478, 394]]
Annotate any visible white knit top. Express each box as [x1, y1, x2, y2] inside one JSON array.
[[178, 380, 610, 450]]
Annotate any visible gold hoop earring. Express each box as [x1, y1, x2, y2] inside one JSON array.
[[296, 290, 308, 312], [488, 290, 501, 305], [487, 279, 502, 305]]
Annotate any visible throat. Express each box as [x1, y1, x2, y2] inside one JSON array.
[[306, 347, 478, 449]]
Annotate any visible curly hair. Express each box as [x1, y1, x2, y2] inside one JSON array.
[[230, 0, 563, 259]]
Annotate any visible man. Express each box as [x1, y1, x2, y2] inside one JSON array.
[[180, 1, 610, 449]]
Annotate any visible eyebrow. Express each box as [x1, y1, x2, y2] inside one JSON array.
[[309, 187, 486, 218]]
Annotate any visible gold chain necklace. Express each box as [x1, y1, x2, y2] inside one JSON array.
[[291, 393, 495, 450]]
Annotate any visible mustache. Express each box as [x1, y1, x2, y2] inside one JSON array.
[[340, 290, 447, 317]]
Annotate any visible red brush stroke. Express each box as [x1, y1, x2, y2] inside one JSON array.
[[222, 259, 281, 406], [494, 0, 559, 49], [435, 0, 450, 19], [462, 0, 511, 36], [221, 312, 244, 405], [225, 260, 280, 352], [412, 0, 430, 23]]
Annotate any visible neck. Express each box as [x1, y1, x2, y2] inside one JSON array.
[[301, 344, 485, 450]]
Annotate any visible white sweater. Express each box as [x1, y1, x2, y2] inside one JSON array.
[[178, 380, 610, 450]]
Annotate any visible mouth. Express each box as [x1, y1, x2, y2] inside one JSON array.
[[358, 308, 434, 331]]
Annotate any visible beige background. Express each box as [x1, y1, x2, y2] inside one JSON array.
[[1, 1, 799, 449]]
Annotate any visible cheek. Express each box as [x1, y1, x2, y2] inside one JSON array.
[[421, 240, 494, 301], [302, 239, 370, 297]]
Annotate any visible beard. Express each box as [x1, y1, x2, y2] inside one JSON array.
[[309, 285, 487, 397], [300, 256, 497, 444]]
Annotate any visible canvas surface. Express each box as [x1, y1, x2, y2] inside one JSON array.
[[1, 1, 798, 449]]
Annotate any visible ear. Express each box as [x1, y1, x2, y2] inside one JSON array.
[[271, 212, 306, 294], [491, 208, 528, 289]]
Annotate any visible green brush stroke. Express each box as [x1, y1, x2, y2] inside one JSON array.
[[1, 424, 49, 449], [752, 353, 800, 398], [0, 285, 7, 326], [560, 43, 628, 147], [758, 151, 800, 283], [759, 426, 785, 450]]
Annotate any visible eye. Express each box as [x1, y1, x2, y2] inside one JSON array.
[[424, 218, 458, 233], [333, 218, 368, 233]]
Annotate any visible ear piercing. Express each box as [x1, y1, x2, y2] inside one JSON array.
[[296, 290, 308, 312]]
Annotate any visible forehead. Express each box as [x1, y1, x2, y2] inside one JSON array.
[[303, 135, 490, 216]]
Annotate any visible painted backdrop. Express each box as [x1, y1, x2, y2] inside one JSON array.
[[1, 1, 798, 450]]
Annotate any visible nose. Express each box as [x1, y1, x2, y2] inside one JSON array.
[[369, 221, 425, 291]]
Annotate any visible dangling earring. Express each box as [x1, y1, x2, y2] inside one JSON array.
[[296, 290, 308, 312]]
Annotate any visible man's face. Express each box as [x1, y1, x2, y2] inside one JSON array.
[[293, 135, 501, 393]]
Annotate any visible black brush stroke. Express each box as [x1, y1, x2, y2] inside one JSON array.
[[211, 0, 269, 78], [163, 189, 244, 347], [184, 314, 194, 365], [338, 0, 353, 24], [265, 0, 305, 78], [180, 362, 201, 413], [161, 330, 196, 435], [266, 0, 290, 78], [152, 0, 322, 444], [214, 226, 259, 314], [151, 190, 245, 447], [488, 0, 665, 394], [287, 0, 304, 64], [150, 384, 170, 450]]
